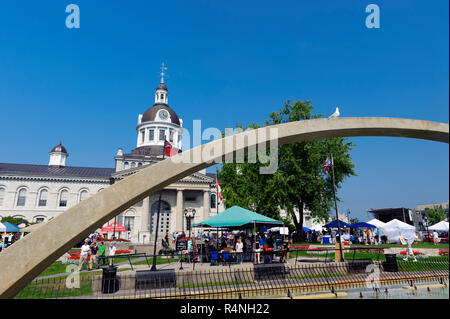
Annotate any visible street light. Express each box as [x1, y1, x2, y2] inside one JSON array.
[[184, 208, 196, 238]]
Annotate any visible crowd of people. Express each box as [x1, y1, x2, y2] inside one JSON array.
[[167, 230, 292, 265], [77, 236, 117, 271]]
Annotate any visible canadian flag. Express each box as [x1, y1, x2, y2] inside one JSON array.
[[164, 140, 177, 157], [323, 153, 333, 174], [216, 178, 223, 202]]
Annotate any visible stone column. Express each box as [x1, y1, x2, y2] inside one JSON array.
[[141, 196, 150, 232], [203, 190, 210, 220], [176, 189, 184, 232]]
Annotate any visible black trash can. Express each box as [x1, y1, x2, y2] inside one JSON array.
[[382, 254, 398, 272], [101, 266, 119, 293]]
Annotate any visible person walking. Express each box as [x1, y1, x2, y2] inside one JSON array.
[[98, 242, 107, 267], [108, 243, 117, 267], [433, 231, 439, 245], [89, 242, 99, 269], [78, 240, 91, 271]]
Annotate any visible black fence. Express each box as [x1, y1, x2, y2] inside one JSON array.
[[14, 248, 449, 299]]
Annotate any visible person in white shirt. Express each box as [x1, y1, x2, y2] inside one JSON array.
[[78, 240, 91, 271], [108, 243, 116, 267], [433, 231, 439, 245], [235, 239, 244, 264], [108, 243, 117, 266]]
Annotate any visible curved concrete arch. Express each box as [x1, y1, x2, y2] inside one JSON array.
[[0, 117, 448, 298]]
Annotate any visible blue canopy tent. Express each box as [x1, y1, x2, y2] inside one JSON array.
[[0, 222, 20, 232], [323, 219, 351, 228], [302, 226, 312, 232], [350, 222, 376, 228]]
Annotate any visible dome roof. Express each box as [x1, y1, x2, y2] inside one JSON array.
[[50, 142, 68, 154], [141, 103, 180, 125], [156, 82, 167, 91]]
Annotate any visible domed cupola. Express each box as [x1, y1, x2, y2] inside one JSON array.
[[49, 141, 69, 167], [135, 63, 183, 151]]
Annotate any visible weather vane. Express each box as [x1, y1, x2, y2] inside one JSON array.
[[160, 62, 167, 83]]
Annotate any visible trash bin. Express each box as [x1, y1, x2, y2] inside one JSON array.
[[382, 254, 398, 272], [101, 266, 119, 293]]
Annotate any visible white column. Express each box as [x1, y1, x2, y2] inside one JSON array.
[[176, 189, 184, 232], [141, 196, 149, 232], [203, 190, 210, 220]]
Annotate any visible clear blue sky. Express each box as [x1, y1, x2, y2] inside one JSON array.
[[0, 1, 448, 222]]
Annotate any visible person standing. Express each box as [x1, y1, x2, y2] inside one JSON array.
[[89, 242, 99, 269], [108, 243, 117, 267], [253, 235, 262, 265], [98, 242, 107, 267], [78, 240, 91, 271], [433, 231, 439, 245], [235, 239, 244, 264]]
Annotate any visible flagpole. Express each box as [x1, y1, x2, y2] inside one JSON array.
[[151, 139, 167, 271], [330, 152, 344, 262], [216, 167, 219, 251]]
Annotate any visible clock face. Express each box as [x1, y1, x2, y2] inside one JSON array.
[[159, 110, 169, 120]]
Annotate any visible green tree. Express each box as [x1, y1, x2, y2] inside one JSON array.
[[1, 216, 29, 225], [424, 206, 446, 226], [218, 100, 356, 241]]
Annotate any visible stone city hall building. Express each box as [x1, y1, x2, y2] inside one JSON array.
[[0, 77, 222, 243]]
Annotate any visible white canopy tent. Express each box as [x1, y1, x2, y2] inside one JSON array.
[[428, 221, 449, 233], [379, 219, 416, 244], [367, 218, 386, 229]]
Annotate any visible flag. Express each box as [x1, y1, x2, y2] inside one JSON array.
[[323, 153, 333, 174], [164, 140, 177, 157], [216, 178, 223, 202]]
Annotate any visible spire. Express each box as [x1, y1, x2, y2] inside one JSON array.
[[160, 62, 167, 84]]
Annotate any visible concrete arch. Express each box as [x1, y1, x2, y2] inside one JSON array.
[[0, 117, 448, 297]]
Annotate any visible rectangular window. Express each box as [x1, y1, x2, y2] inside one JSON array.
[[159, 129, 165, 141], [141, 130, 145, 143], [169, 130, 174, 143], [149, 129, 154, 141]]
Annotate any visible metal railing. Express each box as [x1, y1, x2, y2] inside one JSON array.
[[14, 248, 449, 299]]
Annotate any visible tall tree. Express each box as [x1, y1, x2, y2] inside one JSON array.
[[424, 206, 446, 226], [218, 100, 356, 241]]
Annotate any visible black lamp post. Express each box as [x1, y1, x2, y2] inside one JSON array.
[[184, 208, 196, 239]]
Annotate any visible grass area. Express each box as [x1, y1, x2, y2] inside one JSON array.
[[292, 242, 449, 249], [131, 256, 178, 266]]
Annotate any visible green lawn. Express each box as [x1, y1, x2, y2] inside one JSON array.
[[292, 242, 449, 249]]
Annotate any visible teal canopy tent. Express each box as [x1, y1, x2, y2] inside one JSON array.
[[194, 206, 283, 229]]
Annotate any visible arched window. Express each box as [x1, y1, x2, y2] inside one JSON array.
[[79, 190, 88, 202], [16, 188, 27, 207], [138, 162, 142, 167], [38, 189, 48, 207], [0, 188, 5, 207], [130, 162, 136, 168], [59, 189, 69, 207], [210, 194, 216, 209], [124, 162, 129, 170]]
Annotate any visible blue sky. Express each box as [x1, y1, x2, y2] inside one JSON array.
[[0, 1, 448, 222]]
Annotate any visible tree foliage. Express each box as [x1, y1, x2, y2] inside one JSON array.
[[218, 100, 356, 240], [424, 206, 447, 226], [1, 216, 29, 226]]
